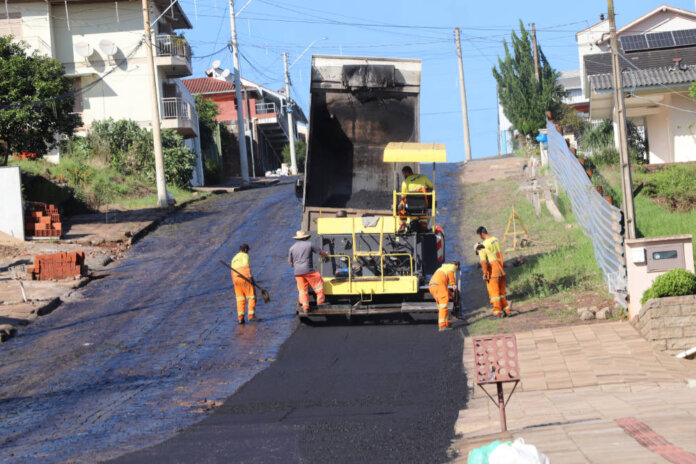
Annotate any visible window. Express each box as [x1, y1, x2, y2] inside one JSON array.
[[72, 78, 83, 113], [652, 250, 678, 260]]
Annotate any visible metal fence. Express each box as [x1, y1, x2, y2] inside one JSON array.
[[546, 120, 628, 308]]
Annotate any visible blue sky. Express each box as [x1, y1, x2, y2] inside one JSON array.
[[175, 0, 696, 162]]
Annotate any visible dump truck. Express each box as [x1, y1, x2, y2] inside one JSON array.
[[295, 55, 460, 322]]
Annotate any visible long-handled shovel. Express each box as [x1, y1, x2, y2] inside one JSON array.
[[219, 260, 271, 304]]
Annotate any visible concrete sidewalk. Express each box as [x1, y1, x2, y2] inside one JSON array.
[[451, 322, 696, 463]]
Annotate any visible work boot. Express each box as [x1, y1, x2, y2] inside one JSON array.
[[238, 318, 245, 325], [438, 326, 453, 332], [248, 317, 259, 322]]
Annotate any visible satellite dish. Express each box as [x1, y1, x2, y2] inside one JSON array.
[[98, 39, 117, 56], [74, 41, 94, 58], [212, 59, 221, 69], [221, 69, 231, 79]]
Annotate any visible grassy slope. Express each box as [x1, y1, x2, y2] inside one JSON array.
[[10, 158, 197, 210], [598, 166, 696, 261], [460, 176, 610, 335]]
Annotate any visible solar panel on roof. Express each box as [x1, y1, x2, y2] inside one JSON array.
[[620, 35, 648, 52], [673, 29, 696, 46], [646, 31, 675, 48]]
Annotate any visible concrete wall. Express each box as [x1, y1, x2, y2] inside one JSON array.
[[576, 21, 610, 98], [0, 167, 25, 241], [669, 93, 696, 163], [50, 1, 153, 126], [646, 94, 696, 164], [646, 105, 673, 164], [622, 12, 696, 34], [633, 295, 696, 354], [3, 1, 53, 55], [625, 235, 694, 319]]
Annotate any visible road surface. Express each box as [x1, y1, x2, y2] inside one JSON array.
[[1, 165, 469, 463]]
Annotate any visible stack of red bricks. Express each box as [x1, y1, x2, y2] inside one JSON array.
[[32, 251, 85, 281], [25, 202, 62, 238]]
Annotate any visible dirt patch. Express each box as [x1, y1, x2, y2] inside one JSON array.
[[456, 156, 618, 336]]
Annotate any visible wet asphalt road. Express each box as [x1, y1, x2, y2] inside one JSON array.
[[1, 164, 469, 463], [114, 164, 469, 464], [0, 180, 303, 462]]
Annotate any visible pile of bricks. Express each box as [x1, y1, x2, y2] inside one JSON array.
[[31, 251, 85, 280], [25, 202, 62, 238]]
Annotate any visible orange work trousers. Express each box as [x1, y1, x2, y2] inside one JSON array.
[[486, 276, 509, 317], [233, 277, 256, 321], [295, 270, 325, 311], [429, 283, 450, 328]]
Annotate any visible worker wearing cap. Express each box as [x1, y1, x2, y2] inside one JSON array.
[[289, 230, 329, 312], [231, 243, 256, 324], [476, 226, 510, 317], [429, 261, 460, 332], [399, 166, 433, 231]]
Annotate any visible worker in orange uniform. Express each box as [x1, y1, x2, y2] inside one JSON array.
[[429, 261, 460, 332], [289, 230, 329, 312], [399, 166, 433, 232], [476, 226, 510, 317], [231, 243, 256, 325]]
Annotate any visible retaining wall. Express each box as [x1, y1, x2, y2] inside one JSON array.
[[632, 295, 696, 354]]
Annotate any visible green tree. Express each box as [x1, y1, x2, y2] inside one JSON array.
[[282, 139, 307, 172], [0, 36, 81, 165], [194, 94, 219, 131], [492, 21, 564, 138]]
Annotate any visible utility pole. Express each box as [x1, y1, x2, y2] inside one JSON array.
[[228, 0, 250, 181], [142, 0, 168, 207], [531, 23, 540, 85], [608, 0, 636, 238], [283, 52, 298, 175], [454, 27, 472, 162]]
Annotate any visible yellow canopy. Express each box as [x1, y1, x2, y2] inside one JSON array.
[[383, 142, 447, 163]]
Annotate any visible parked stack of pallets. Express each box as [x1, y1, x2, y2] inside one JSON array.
[[25, 202, 62, 238]]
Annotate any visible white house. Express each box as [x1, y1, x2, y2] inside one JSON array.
[[1, 0, 204, 185], [578, 4, 696, 164]]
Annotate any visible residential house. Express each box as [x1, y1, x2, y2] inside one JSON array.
[[578, 4, 696, 164], [1, 0, 204, 185], [183, 67, 308, 177]]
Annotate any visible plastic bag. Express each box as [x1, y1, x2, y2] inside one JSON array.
[[467, 440, 502, 464], [489, 438, 549, 464]]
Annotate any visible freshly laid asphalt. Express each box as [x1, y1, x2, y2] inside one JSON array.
[[113, 322, 467, 463], [114, 164, 469, 464], [1, 165, 468, 463]]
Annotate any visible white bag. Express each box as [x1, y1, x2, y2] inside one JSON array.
[[489, 438, 550, 464]]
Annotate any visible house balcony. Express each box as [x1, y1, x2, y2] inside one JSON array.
[[161, 97, 198, 138], [155, 34, 192, 78], [255, 102, 290, 154]]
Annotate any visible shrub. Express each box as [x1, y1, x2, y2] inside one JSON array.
[[62, 119, 196, 188], [282, 139, 307, 172], [641, 268, 696, 304]]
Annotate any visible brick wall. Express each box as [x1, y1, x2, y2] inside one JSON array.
[[632, 295, 696, 354]]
